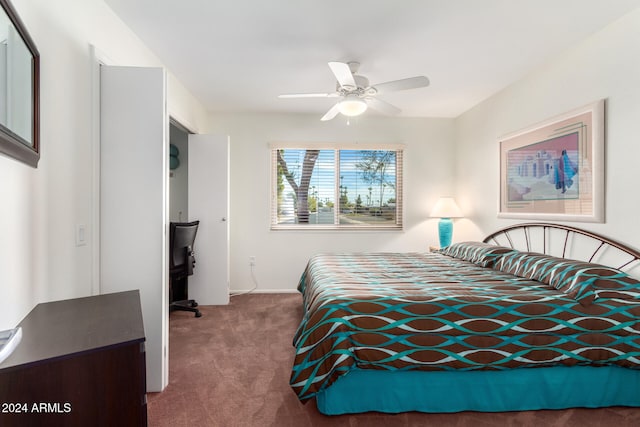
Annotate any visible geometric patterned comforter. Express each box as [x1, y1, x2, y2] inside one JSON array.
[[290, 252, 640, 401]]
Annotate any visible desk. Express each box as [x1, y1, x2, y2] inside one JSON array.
[[0, 291, 147, 427]]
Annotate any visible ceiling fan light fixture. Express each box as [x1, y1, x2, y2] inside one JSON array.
[[337, 97, 367, 117]]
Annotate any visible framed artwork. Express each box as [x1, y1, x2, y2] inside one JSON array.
[[499, 99, 604, 222], [0, 0, 40, 168]]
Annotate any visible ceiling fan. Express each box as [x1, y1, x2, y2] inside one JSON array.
[[278, 61, 430, 121]]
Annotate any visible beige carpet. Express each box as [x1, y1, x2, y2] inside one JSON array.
[[147, 293, 640, 426]]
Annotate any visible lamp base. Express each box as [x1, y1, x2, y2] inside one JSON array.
[[438, 218, 453, 248]]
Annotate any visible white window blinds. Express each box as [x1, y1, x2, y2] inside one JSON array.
[[271, 145, 403, 230]]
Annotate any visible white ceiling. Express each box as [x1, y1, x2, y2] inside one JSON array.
[[104, 0, 640, 118]]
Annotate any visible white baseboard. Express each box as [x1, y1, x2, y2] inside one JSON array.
[[229, 289, 299, 295]]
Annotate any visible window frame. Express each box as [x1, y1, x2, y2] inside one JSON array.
[[270, 142, 404, 231]]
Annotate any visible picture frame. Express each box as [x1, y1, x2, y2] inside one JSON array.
[[0, 0, 40, 168], [499, 99, 604, 222]]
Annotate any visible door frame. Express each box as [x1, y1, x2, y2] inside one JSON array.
[[90, 45, 112, 296]]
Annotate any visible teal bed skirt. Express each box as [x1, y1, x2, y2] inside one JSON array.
[[315, 366, 640, 415]]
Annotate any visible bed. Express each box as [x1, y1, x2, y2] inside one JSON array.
[[290, 223, 640, 415]]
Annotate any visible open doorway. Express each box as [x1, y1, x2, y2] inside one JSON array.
[[168, 122, 230, 309], [169, 120, 191, 222], [167, 119, 203, 317], [97, 60, 228, 393]]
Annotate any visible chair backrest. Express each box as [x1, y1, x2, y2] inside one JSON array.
[[169, 221, 200, 272]]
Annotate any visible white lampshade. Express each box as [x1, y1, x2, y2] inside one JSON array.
[[430, 197, 463, 218], [337, 96, 368, 117]]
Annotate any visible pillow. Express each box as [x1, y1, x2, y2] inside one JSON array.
[[439, 242, 516, 268], [494, 251, 640, 305]]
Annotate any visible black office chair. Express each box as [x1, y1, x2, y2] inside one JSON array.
[[169, 221, 202, 317]]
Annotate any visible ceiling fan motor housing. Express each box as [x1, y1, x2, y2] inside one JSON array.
[[336, 75, 371, 95]]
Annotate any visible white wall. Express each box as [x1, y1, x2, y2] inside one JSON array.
[[169, 124, 189, 222], [454, 8, 640, 246], [5, 0, 635, 327], [0, 0, 209, 330], [208, 113, 455, 292]]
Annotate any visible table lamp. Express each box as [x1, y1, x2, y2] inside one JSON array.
[[430, 197, 463, 248]]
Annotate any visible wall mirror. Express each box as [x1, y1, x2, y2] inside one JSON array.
[[0, 0, 39, 167]]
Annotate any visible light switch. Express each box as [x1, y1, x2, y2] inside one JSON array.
[[76, 224, 87, 246]]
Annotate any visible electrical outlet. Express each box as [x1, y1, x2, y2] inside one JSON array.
[[249, 256, 256, 266]]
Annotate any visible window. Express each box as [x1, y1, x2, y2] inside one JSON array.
[[271, 144, 403, 230]]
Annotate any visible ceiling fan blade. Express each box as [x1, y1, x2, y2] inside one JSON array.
[[278, 92, 338, 99], [365, 97, 401, 116], [371, 76, 430, 94], [328, 62, 357, 90], [320, 103, 341, 121]]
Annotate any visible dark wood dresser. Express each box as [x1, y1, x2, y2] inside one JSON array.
[[0, 290, 147, 427]]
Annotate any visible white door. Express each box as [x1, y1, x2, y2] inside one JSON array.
[[188, 134, 230, 305], [100, 65, 168, 392]]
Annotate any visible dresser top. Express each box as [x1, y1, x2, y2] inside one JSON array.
[[0, 290, 145, 371]]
